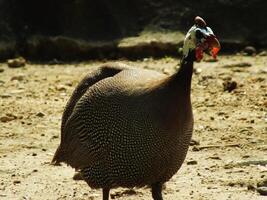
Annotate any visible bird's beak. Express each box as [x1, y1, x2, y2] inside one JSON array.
[[206, 35, 221, 59]]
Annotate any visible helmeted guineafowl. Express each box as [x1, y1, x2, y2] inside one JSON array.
[[52, 16, 220, 200]]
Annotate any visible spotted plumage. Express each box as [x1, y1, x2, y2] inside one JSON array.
[[52, 17, 220, 200]]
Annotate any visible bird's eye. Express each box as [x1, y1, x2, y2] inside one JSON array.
[[195, 29, 204, 39]]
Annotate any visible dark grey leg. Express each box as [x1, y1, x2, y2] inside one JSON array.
[[103, 188, 110, 200], [151, 182, 163, 200]]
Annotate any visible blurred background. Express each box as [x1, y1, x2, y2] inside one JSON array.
[[1, 0, 267, 61]]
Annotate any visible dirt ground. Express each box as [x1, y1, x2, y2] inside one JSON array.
[[0, 55, 266, 200]]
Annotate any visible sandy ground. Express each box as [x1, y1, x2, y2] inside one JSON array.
[[0, 55, 266, 200]]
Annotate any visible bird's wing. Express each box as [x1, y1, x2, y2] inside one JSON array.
[[52, 63, 129, 167], [61, 63, 129, 133]]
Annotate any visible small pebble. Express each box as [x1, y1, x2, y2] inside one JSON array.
[[223, 80, 237, 92], [36, 112, 45, 117], [243, 46, 256, 56], [13, 180, 21, 184], [32, 153, 37, 156], [190, 139, 200, 146], [11, 75, 24, 81], [209, 156, 221, 160], [56, 85, 67, 91], [257, 187, 267, 196], [73, 172, 84, 181], [228, 182, 235, 187], [65, 81, 73, 86], [0, 68, 4, 73], [7, 57, 26, 68], [194, 68, 202, 75], [257, 179, 267, 187], [260, 68, 267, 74], [258, 51, 267, 56], [187, 160, 198, 165], [0, 116, 15, 123]]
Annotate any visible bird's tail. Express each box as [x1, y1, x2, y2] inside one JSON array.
[[51, 145, 65, 165]]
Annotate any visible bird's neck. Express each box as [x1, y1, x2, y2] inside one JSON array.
[[157, 52, 194, 136], [168, 50, 195, 97]]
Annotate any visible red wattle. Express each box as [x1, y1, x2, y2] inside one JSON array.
[[211, 47, 220, 59], [195, 47, 203, 61]]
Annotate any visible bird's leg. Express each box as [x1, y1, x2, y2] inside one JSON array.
[[103, 188, 110, 200], [151, 182, 163, 200]]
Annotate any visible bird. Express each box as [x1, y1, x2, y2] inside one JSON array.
[[52, 16, 220, 200]]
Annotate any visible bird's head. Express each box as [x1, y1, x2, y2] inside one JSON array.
[[183, 16, 220, 62]]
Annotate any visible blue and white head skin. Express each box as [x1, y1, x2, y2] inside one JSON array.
[[183, 16, 220, 61]]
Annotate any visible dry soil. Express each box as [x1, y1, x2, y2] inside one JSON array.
[[0, 55, 266, 200]]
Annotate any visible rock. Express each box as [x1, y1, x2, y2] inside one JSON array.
[[65, 81, 73, 87], [190, 139, 200, 146], [217, 112, 226, 116], [0, 116, 15, 122], [56, 85, 67, 91], [228, 182, 235, 187], [0, 68, 4, 73], [187, 160, 198, 165], [257, 179, 267, 187], [73, 172, 84, 181], [258, 51, 267, 56], [13, 180, 21, 184], [257, 187, 267, 196], [11, 75, 24, 81], [209, 156, 221, 160], [193, 68, 202, 75], [260, 68, 267, 74], [223, 80, 237, 92], [243, 46, 256, 56], [32, 153, 37, 156], [7, 57, 26, 68], [36, 112, 45, 117]]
